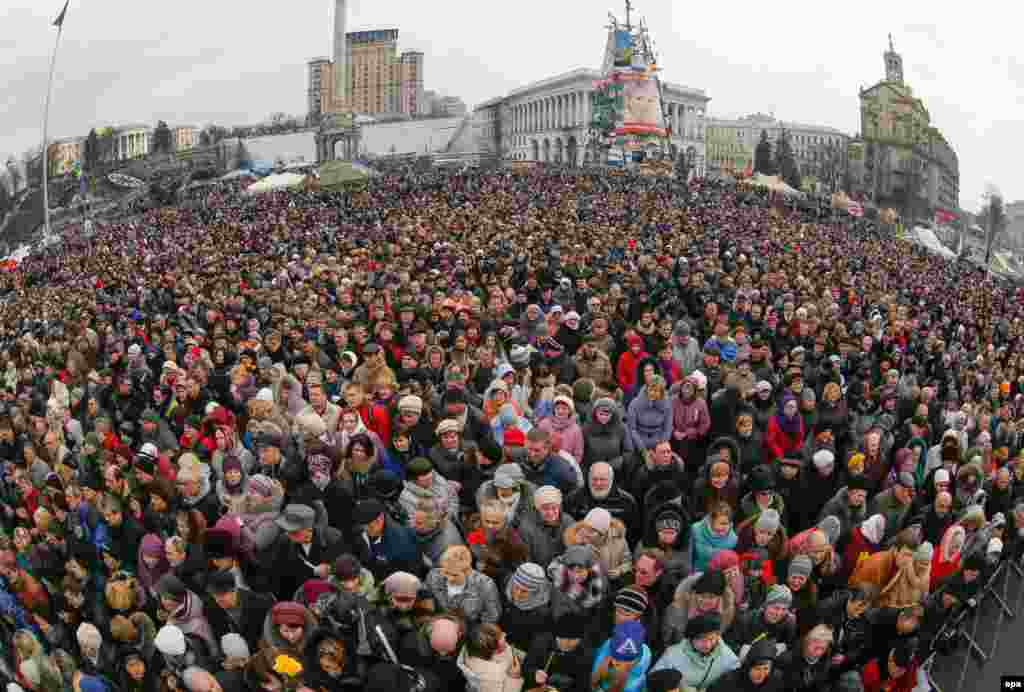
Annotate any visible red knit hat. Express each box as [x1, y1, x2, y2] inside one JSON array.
[[503, 428, 526, 448]]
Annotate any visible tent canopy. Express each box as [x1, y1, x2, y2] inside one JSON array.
[[911, 226, 956, 260], [245, 172, 308, 195], [318, 161, 373, 191], [220, 169, 256, 181], [743, 173, 805, 198]]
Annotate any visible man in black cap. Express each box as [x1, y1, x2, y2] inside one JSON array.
[[523, 613, 594, 692], [352, 499, 420, 581], [203, 569, 275, 652], [261, 503, 346, 601]]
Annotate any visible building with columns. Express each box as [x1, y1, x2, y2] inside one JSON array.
[[114, 124, 152, 161], [474, 66, 709, 170]]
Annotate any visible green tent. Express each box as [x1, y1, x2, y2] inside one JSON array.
[[319, 161, 372, 191]]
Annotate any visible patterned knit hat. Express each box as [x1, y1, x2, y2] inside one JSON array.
[[613, 588, 649, 616]]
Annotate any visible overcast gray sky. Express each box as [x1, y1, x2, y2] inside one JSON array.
[[2, 0, 1020, 210]]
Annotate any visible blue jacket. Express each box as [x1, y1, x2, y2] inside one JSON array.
[[591, 639, 651, 692]]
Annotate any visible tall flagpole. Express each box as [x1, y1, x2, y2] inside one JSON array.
[[41, 8, 67, 242]]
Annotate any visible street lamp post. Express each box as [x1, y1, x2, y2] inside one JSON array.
[[42, 1, 70, 243]]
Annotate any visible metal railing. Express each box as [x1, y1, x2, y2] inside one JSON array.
[[923, 555, 1024, 692]]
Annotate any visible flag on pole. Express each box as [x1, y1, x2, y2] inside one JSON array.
[[52, 0, 69, 27]]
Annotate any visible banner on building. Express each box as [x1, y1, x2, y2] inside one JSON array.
[[616, 73, 667, 137]]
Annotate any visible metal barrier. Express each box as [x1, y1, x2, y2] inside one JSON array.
[[923, 555, 1024, 692]]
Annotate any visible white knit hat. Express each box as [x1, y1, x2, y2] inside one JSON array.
[[255, 388, 274, 402]]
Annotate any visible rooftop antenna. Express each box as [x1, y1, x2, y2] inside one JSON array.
[[625, 0, 633, 32], [888, 32, 894, 51]]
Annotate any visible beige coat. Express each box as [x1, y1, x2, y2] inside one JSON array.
[[457, 645, 524, 692], [564, 519, 632, 580]]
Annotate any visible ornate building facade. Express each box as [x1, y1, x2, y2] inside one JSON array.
[[474, 66, 709, 170]]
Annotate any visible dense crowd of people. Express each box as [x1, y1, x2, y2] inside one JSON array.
[[0, 167, 1021, 692]]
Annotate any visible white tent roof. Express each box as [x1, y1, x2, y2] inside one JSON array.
[[911, 226, 956, 259], [744, 173, 805, 198], [245, 172, 307, 194]]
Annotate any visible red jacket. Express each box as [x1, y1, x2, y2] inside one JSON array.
[[616, 350, 648, 391], [840, 527, 880, 584], [860, 657, 919, 692], [763, 416, 805, 462], [357, 403, 391, 444]]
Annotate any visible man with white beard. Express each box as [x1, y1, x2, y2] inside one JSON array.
[[565, 462, 640, 545]]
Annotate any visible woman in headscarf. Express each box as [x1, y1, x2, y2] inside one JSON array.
[[499, 562, 553, 654], [763, 394, 805, 464], [136, 533, 172, 603], [537, 395, 584, 465], [215, 455, 248, 514], [839, 514, 885, 585], [562, 507, 631, 589], [931, 524, 965, 591]]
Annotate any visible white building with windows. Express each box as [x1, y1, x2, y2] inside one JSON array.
[[705, 113, 849, 181], [474, 66, 709, 171], [114, 124, 153, 161]]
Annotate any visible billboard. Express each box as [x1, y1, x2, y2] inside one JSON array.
[[616, 73, 666, 137], [613, 30, 633, 67]]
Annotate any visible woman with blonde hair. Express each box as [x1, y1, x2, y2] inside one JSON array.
[[425, 545, 502, 627]]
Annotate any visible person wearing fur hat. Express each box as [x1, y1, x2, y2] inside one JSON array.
[[775, 623, 834, 692], [651, 612, 739, 689], [259, 600, 317, 658], [547, 543, 608, 621]]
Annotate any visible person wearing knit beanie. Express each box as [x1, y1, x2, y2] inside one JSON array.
[[534, 485, 562, 509], [788, 554, 813, 583], [506, 562, 551, 610], [812, 449, 835, 470], [764, 584, 793, 609], [613, 587, 649, 620]]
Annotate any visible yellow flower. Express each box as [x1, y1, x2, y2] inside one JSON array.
[[273, 655, 303, 677]]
